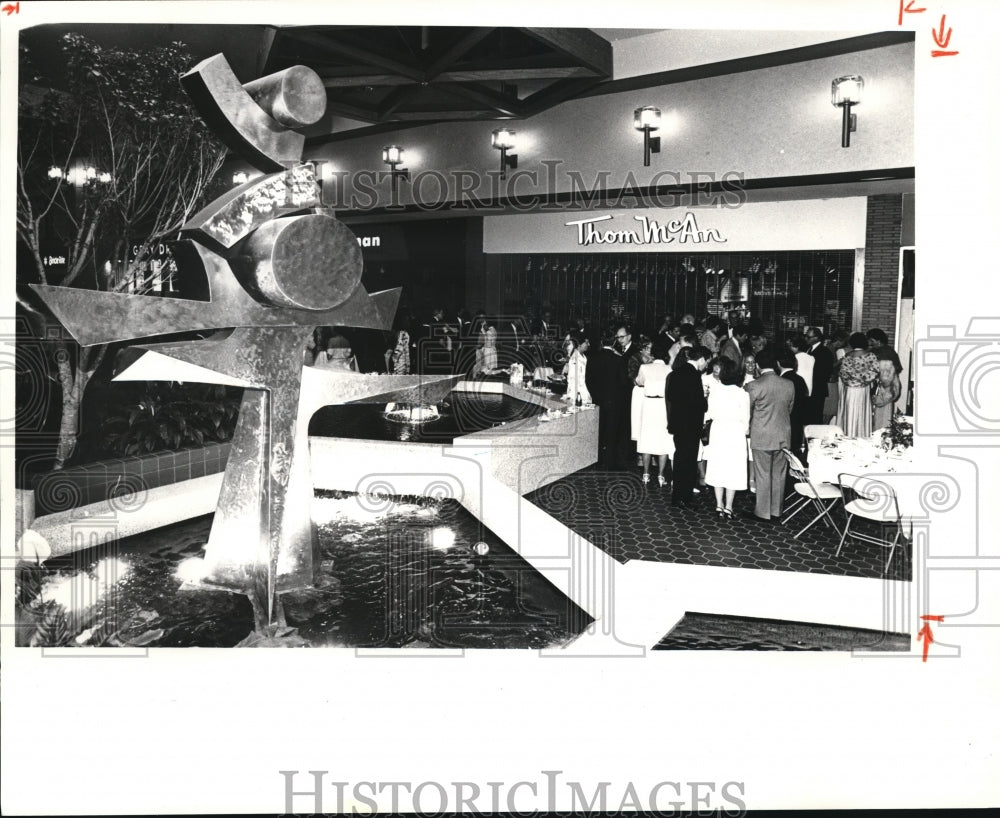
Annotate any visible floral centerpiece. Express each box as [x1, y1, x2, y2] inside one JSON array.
[[881, 409, 914, 451]]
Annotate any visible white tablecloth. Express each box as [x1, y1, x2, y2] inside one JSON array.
[[808, 435, 929, 517]]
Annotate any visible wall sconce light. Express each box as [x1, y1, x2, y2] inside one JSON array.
[[47, 165, 64, 180], [232, 171, 249, 185], [633, 106, 661, 167], [491, 128, 518, 179], [382, 145, 409, 191], [831, 74, 864, 148]]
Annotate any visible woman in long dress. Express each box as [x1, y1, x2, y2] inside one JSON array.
[[704, 357, 750, 517], [836, 332, 879, 437], [630, 337, 654, 445], [634, 342, 672, 486], [562, 332, 592, 404], [871, 356, 901, 430]]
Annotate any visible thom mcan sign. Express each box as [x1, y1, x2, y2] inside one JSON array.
[[566, 212, 725, 246]]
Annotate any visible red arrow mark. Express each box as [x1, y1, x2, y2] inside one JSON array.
[[932, 15, 953, 48], [917, 622, 934, 662], [921, 614, 945, 622], [1, 1, 20, 15], [899, 0, 926, 26]]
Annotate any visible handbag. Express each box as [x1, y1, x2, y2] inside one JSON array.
[[700, 419, 713, 446]]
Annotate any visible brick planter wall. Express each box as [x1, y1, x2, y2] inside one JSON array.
[[31, 441, 232, 517]]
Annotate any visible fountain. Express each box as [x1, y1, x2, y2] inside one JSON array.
[[383, 402, 441, 424]]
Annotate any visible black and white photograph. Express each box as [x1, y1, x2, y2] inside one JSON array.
[[1, 1, 998, 814]]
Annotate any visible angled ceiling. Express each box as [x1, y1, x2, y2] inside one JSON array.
[[262, 26, 613, 125]]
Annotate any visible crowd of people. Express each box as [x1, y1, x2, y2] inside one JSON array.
[[304, 307, 905, 523], [575, 315, 905, 521]]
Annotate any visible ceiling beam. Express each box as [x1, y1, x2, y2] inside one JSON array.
[[517, 28, 613, 78], [322, 99, 381, 123], [433, 82, 522, 117], [286, 30, 425, 82], [388, 109, 515, 121], [376, 86, 413, 120], [435, 66, 599, 82], [321, 73, 418, 88], [423, 27, 496, 81], [520, 76, 605, 117]]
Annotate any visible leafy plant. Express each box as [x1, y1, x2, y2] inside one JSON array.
[[101, 382, 241, 456], [16, 33, 226, 469], [881, 409, 914, 451]]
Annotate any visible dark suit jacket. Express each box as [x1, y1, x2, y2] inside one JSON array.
[[666, 362, 707, 435], [718, 337, 742, 365], [808, 342, 835, 400], [781, 370, 810, 428], [745, 370, 795, 450], [586, 347, 624, 407]]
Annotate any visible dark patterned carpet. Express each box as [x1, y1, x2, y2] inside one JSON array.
[[525, 465, 912, 582]]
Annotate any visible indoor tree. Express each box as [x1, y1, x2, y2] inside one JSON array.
[[16, 33, 227, 468]]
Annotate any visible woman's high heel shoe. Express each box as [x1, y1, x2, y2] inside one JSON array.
[[657, 475, 666, 488], [642, 473, 650, 484]]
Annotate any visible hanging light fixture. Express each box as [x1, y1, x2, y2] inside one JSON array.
[[491, 128, 518, 179], [633, 106, 661, 167], [831, 75, 864, 148], [232, 171, 249, 185]]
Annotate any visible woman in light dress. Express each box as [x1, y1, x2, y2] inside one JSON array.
[[387, 329, 410, 374], [562, 332, 592, 404], [836, 332, 879, 437], [704, 357, 750, 517], [634, 339, 672, 485], [872, 357, 901, 430], [474, 322, 498, 374], [630, 337, 655, 449]]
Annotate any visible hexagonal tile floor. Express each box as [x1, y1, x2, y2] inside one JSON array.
[[525, 465, 912, 582]]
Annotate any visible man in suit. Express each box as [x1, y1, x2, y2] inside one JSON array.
[[420, 306, 456, 374], [805, 327, 835, 426], [615, 323, 643, 463], [666, 345, 710, 509], [586, 331, 627, 470], [731, 324, 751, 358], [744, 348, 796, 522], [778, 350, 810, 460]]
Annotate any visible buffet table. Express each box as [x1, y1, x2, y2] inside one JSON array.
[[807, 431, 929, 518]]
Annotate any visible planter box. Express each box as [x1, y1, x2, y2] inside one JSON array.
[[31, 442, 232, 516]]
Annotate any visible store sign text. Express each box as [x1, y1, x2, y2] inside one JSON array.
[[566, 213, 726, 247], [356, 236, 380, 248]]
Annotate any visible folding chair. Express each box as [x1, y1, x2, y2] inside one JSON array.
[[781, 449, 843, 539], [836, 473, 909, 576], [784, 423, 847, 505]]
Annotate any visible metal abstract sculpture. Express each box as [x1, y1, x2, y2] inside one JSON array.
[[31, 55, 459, 630]]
